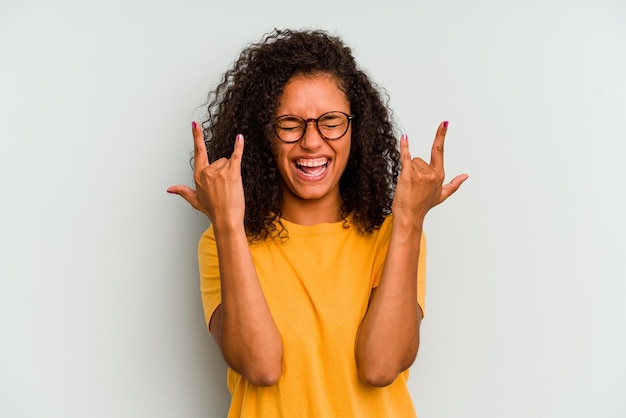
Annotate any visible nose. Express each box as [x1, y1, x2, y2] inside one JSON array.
[[299, 120, 324, 150]]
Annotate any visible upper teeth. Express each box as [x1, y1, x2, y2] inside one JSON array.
[[296, 158, 327, 167]]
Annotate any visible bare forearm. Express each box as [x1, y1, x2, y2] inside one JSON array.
[[355, 216, 423, 386], [212, 222, 283, 386]]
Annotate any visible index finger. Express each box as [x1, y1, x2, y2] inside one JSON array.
[[192, 121, 209, 171], [430, 120, 448, 174]]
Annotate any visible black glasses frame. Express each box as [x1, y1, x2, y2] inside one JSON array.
[[273, 111, 355, 143]]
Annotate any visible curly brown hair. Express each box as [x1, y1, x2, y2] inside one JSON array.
[[202, 29, 401, 241]]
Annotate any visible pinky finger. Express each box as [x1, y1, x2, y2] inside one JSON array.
[[399, 134, 412, 164]]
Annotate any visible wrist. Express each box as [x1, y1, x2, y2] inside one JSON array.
[[389, 215, 423, 249], [391, 212, 425, 232], [211, 217, 246, 239]]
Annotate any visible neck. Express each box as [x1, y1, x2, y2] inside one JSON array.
[[279, 190, 343, 226]]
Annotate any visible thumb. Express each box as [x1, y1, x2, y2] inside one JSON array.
[[439, 174, 470, 204], [167, 185, 207, 215]]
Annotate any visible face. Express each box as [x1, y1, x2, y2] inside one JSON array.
[[272, 73, 352, 212]]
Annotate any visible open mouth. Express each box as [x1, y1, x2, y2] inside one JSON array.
[[295, 157, 329, 177]]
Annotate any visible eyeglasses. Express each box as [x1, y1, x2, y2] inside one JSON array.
[[273, 111, 355, 143]]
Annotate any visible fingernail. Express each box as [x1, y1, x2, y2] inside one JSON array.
[[443, 121, 449, 129], [236, 134, 243, 141], [192, 121, 197, 130], [401, 134, 408, 141]]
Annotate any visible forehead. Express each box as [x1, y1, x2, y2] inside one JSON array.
[[276, 73, 350, 116]]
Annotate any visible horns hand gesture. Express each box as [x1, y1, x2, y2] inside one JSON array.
[[167, 122, 246, 224], [392, 121, 468, 222]]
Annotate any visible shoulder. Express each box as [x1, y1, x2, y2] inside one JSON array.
[[374, 214, 394, 241]]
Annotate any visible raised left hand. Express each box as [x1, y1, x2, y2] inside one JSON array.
[[391, 121, 468, 222]]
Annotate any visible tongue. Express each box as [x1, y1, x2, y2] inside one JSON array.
[[299, 165, 325, 176]]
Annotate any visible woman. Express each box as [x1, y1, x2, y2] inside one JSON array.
[[168, 29, 467, 417]]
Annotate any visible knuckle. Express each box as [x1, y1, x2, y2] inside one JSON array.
[[195, 166, 212, 182]]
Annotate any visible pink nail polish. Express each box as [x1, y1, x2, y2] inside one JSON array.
[[236, 134, 243, 141], [192, 121, 197, 130], [401, 134, 408, 141], [443, 121, 449, 129]]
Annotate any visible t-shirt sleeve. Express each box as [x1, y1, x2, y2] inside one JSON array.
[[371, 216, 427, 315], [198, 225, 221, 331]]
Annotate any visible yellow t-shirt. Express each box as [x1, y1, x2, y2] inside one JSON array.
[[199, 215, 426, 418]]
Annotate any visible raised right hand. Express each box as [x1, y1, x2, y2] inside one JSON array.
[[167, 121, 245, 224]]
